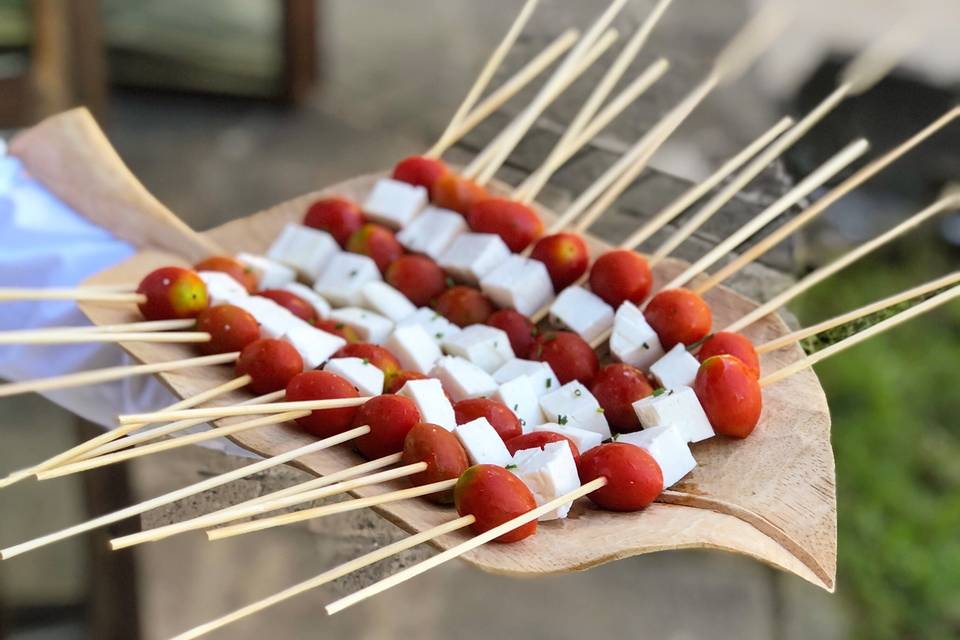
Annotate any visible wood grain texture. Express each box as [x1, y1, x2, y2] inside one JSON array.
[[76, 170, 836, 591]]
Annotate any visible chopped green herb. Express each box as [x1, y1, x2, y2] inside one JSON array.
[[445, 276, 455, 288], [362, 358, 370, 365], [435, 332, 443, 339], [519, 419, 526, 426], [642, 342, 650, 350], [505, 464, 518, 470], [545, 378, 552, 388], [611, 432, 620, 441], [596, 407, 605, 413], [557, 415, 568, 425], [573, 388, 582, 397], [335, 322, 345, 330], [513, 404, 519, 411], [530, 326, 540, 337], [432, 312, 441, 321], [653, 387, 666, 397], [349, 269, 358, 277]]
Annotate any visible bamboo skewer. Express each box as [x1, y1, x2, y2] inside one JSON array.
[[0, 288, 145, 303], [0, 318, 195, 336], [325, 478, 607, 615], [757, 272, 960, 354], [207, 478, 459, 541], [659, 137, 871, 291], [426, 0, 541, 158], [759, 285, 960, 387], [109, 453, 404, 550], [0, 424, 369, 560], [0, 352, 238, 399], [169, 517, 475, 640], [694, 106, 960, 294], [725, 195, 960, 333], [0, 330, 211, 345], [118, 396, 371, 425]]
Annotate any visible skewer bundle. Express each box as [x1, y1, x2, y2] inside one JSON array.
[[0, 1, 957, 638]]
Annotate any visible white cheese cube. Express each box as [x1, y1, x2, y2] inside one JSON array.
[[539, 380, 611, 439], [441, 325, 514, 373], [492, 359, 560, 397], [548, 286, 614, 343], [313, 253, 381, 307], [327, 307, 394, 344], [397, 307, 461, 344], [361, 281, 417, 323], [197, 271, 249, 307], [492, 377, 542, 432], [510, 441, 581, 520], [323, 357, 385, 396], [649, 343, 700, 390], [397, 206, 467, 259], [281, 282, 331, 319], [232, 296, 298, 339], [236, 253, 296, 290], [266, 223, 339, 280], [454, 418, 512, 466], [282, 321, 345, 370], [362, 178, 428, 228], [439, 233, 511, 285], [397, 378, 456, 430], [429, 356, 498, 402], [632, 386, 714, 443], [611, 301, 665, 370], [531, 422, 603, 452], [480, 255, 553, 317], [619, 425, 696, 488], [385, 324, 443, 374]]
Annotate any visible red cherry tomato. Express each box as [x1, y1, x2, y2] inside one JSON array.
[[257, 289, 318, 324], [530, 232, 590, 291], [697, 332, 760, 379], [589, 250, 653, 307], [454, 464, 538, 543], [453, 398, 522, 442], [432, 173, 489, 215], [285, 370, 361, 439], [392, 155, 449, 196], [236, 338, 304, 394], [353, 394, 421, 459], [505, 432, 581, 467], [401, 422, 470, 504], [346, 223, 404, 273], [467, 197, 544, 252], [434, 286, 494, 327], [304, 197, 365, 247], [485, 309, 535, 358], [334, 343, 402, 386], [194, 256, 258, 293], [644, 288, 712, 349], [529, 331, 599, 386], [195, 304, 261, 355], [693, 355, 762, 439], [315, 318, 361, 343], [386, 254, 447, 306], [590, 363, 654, 432], [384, 370, 428, 394], [136, 267, 208, 321], [578, 442, 663, 511]]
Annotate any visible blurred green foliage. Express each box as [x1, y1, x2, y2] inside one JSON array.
[[792, 238, 959, 640]]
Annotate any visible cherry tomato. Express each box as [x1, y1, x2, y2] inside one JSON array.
[[386, 254, 447, 306], [589, 250, 653, 307], [693, 355, 762, 439], [315, 318, 361, 343], [257, 289, 318, 324], [334, 343, 402, 386], [346, 223, 404, 273], [285, 370, 361, 439], [236, 338, 304, 394], [578, 442, 663, 511], [590, 363, 654, 432], [434, 286, 494, 327], [137, 267, 208, 321], [505, 432, 581, 467], [529, 331, 599, 386], [353, 394, 421, 459], [401, 422, 470, 504], [304, 197, 365, 247], [453, 398, 522, 442], [530, 232, 589, 291], [644, 288, 712, 349], [485, 309, 535, 358], [194, 256, 258, 293], [697, 332, 760, 379], [467, 197, 543, 252], [384, 370, 428, 394], [454, 464, 538, 543], [432, 173, 489, 215], [392, 155, 449, 196], [195, 304, 261, 355]]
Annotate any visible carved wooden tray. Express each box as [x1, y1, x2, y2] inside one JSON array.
[[10, 109, 836, 591]]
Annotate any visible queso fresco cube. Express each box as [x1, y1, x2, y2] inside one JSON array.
[[313, 252, 381, 307], [397, 378, 456, 430], [548, 286, 614, 343], [282, 282, 331, 319], [454, 417, 512, 466], [441, 325, 514, 373], [439, 233, 511, 285], [480, 255, 554, 317], [361, 178, 428, 228], [323, 357, 385, 396], [197, 271, 249, 307], [632, 386, 714, 443], [649, 343, 700, 390], [327, 307, 394, 344], [236, 253, 296, 290], [397, 307, 461, 344], [539, 380, 611, 439], [619, 424, 696, 488], [492, 359, 560, 396], [510, 441, 581, 520], [610, 301, 664, 370], [266, 223, 339, 281], [282, 321, 345, 370], [397, 206, 467, 259], [430, 356, 498, 402], [385, 324, 443, 374], [361, 281, 417, 323]]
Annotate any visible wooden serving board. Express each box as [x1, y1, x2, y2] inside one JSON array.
[[12, 109, 836, 591]]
